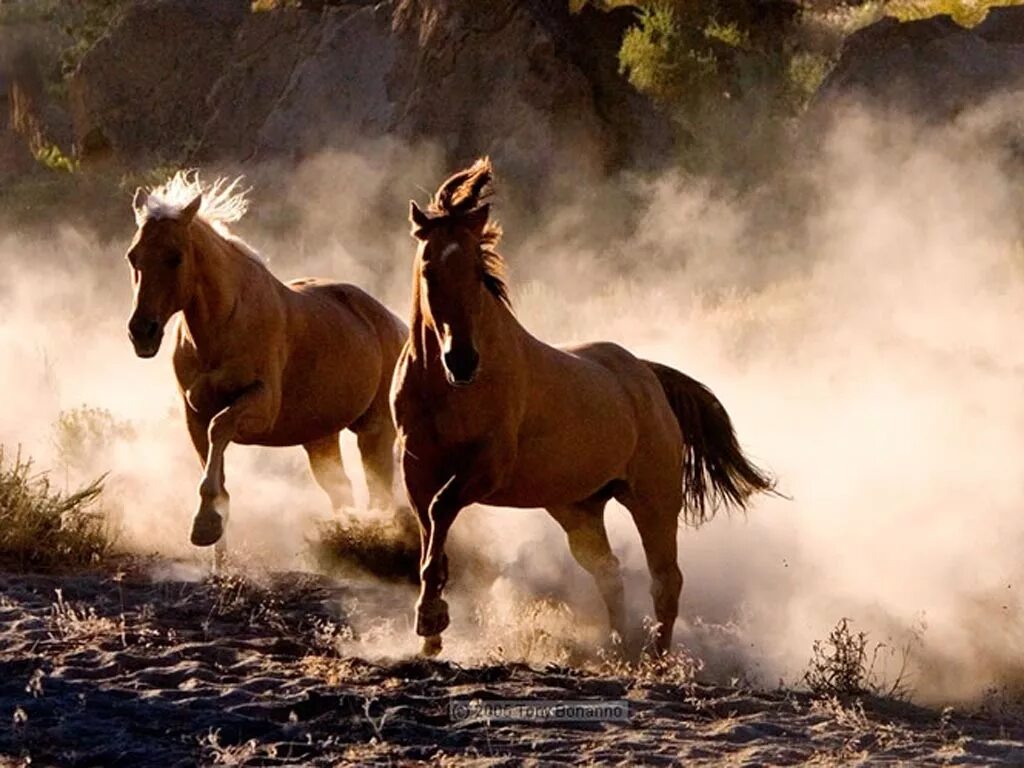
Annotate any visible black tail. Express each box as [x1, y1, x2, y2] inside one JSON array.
[[645, 360, 775, 525]]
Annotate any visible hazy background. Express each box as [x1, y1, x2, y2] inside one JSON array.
[[3, 98, 1024, 704]]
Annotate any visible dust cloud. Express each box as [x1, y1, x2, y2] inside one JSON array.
[[3, 99, 1024, 704]]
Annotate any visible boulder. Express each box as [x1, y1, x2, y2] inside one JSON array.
[[815, 10, 1024, 118], [68, 0, 250, 162], [68, 0, 673, 182], [0, 22, 70, 180], [202, 3, 397, 162]]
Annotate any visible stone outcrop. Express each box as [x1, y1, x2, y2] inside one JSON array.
[[66, 0, 673, 183], [68, 0, 250, 161], [815, 8, 1024, 117]]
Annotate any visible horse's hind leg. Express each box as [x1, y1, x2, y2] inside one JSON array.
[[618, 490, 683, 654], [352, 416, 397, 511], [303, 433, 353, 510], [546, 499, 625, 643]]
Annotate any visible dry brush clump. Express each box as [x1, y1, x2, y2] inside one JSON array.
[[311, 512, 422, 584], [0, 445, 112, 571], [311, 508, 501, 588], [804, 618, 913, 700]]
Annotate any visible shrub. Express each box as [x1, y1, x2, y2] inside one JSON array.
[[0, 446, 111, 571], [617, 0, 813, 179], [52, 406, 134, 475], [804, 618, 913, 699], [312, 514, 421, 584], [619, 5, 716, 109]]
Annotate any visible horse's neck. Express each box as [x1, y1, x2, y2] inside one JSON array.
[[182, 223, 277, 358], [478, 292, 527, 356]]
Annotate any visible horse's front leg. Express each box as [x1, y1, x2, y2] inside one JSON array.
[[415, 474, 458, 656], [415, 449, 507, 657], [190, 381, 275, 551]]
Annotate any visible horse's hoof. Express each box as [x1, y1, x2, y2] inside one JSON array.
[[414, 598, 450, 637], [190, 511, 224, 547], [421, 635, 443, 657]]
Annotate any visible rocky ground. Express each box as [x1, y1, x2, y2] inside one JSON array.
[[1, 562, 1023, 766]]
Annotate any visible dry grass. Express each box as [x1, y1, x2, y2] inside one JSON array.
[[311, 512, 422, 584], [311, 508, 500, 588], [0, 446, 112, 571], [49, 587, 123, 644], [476, 594, 583, 666], [589, 618, 706, 687]]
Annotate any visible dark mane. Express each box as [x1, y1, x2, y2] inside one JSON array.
[[428, 157, 510, 307]]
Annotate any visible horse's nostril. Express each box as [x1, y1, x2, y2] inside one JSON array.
[[443, 348, 479, 383], [129, 316, 160, 341]]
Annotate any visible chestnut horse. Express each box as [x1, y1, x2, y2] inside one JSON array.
[[392, 159, 774, 656], [125, 172, 407, 557]]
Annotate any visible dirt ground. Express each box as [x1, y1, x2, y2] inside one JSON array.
[[2, 562, 1023, 767]]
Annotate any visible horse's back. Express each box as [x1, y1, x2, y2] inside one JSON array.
[[488, 339, 649, 506], [555, 341, 663, 407], [511, 338, 679, 499], [287, 279, 406, 351], [260, 278, 407, 442]]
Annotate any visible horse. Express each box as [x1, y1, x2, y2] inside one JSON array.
[[391, 158, 775, 656], [125, 171, 408, 558]]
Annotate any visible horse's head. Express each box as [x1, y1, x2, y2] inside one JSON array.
[[409, 158, 508, 387], [125, 189, 202, 358]]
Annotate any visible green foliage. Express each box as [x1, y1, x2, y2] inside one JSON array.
[[34, 143, 79, 174], [887, 0, 1024, 26], [619, 5, 717, 108], [786, 50, 834, 111], [250, 0, 301, 10], [0, 446, 111, 571], [618, 1, 813, 179], [56, 0, 132, 78]]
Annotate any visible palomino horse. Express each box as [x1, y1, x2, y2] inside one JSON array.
[[392, 159, 774, 656], [125, 172, 407, 556]]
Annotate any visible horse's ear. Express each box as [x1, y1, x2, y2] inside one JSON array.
[[132, 188, 148, 225], [180, 193, 202, 225], [463, 204, 490, 237], [410, 200, 431, 239]]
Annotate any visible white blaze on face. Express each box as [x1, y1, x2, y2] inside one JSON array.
[[441, 242, 459, 261], [440, 323, 454, 355]]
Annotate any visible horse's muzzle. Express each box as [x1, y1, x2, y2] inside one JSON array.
[[128, 316, 163, 358], [443, 347, 479, 387]]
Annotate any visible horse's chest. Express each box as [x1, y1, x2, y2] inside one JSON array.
[[394, 383, 492, 455], [178, 366, 253, 420]]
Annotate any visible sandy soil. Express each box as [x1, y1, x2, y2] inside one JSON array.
[[2, 562, 1023, 767]]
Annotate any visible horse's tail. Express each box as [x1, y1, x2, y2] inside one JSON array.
[[644, 360, 775, 525]]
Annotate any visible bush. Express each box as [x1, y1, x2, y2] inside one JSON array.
[[804, 618, 912, 699], [619, 5, 716, 109], [52, 406, 134, 475], [617, 0, 813, 180], [0, 446, 111, 571], [312, 514, 421, 584]]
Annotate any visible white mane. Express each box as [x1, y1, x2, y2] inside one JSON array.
[[134, 170, 262, 261]]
